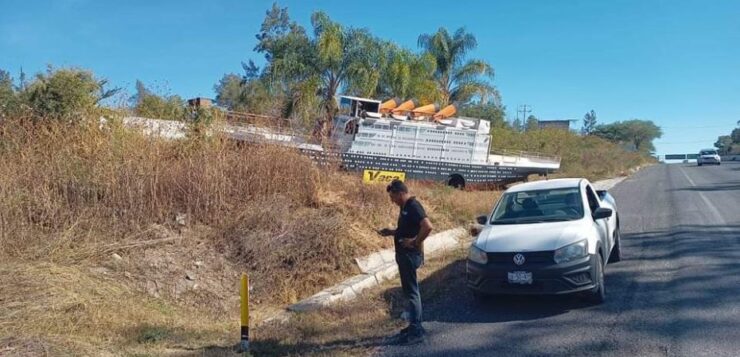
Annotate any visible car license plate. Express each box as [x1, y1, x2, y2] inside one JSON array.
[[508, 271, 533, 285]]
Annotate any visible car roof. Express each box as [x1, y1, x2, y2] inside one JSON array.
[[506, 178, 584, 193]]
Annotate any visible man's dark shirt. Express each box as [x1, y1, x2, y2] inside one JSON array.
[[394, 197, 427, 253]]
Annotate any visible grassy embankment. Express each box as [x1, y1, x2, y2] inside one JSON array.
[[0, 116, 496, 356], [0, 116, 651, 355], [491, 128, 649, 182]]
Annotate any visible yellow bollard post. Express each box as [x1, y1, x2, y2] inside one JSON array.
[[240, 273, 250, 353]]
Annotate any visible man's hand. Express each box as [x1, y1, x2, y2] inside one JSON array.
[[400, 238, 417, 249], [377, 228, 395, 237]]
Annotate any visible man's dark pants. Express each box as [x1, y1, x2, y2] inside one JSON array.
[[396, 250, 424, 333]]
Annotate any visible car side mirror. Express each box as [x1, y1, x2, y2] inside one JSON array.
[[593, 207, 612, 220], [476, 215, 488, 225]]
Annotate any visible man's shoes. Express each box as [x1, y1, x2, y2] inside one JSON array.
[[395, 325, 425, 337], [388, 326, 411, 343], [388, 325, 426, 345], [398, 330, 425, 346]]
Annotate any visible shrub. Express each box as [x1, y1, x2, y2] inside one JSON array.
[[19, 66, 118, 121]]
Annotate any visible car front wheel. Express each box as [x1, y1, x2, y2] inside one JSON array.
[[609, 228, 622, 263], [585, 254, 606, 304]]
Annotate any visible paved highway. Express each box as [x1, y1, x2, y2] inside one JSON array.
[[380, 162, 740, 357]]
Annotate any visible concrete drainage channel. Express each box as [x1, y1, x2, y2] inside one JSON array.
[[262, 167, 647, 323], [288, 227, 467, 313]]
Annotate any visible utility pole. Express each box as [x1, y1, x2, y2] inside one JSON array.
[[517, 105, 532, 122], [517, 104, 532, 123]]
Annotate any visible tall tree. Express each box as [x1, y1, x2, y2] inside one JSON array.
[[132, 80, 185, 120], [511, 117, 523, 132], [714, 135, 733, 155], [593, 119, 662, 153], [253, 4, 315, 122], [0, 70, 13, 96], [253, 3, 306, 61], [525, 115, 539, 131], [417, 27, 496, 106], [214, 73, 247, 111], [256, 6, 384, 138], [375, 46, 437, 103], [0, 70, 16, 117], [582, 110, 597, 135], [309, 12, 383, 120]]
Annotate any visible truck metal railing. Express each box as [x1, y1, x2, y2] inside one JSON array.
[[225, 110, 291, 127], [489, 149, 561, 163]]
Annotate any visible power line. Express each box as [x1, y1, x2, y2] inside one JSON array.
[[517, 104, 532, 122], [654, 139, 715, 144], [660, 124, 732, 129]]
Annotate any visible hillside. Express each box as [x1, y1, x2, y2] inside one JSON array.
[[0, 117, 503, 355], [0, 114, 652, 355]]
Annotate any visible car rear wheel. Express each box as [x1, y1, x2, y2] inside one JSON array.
[[609, 228, 622, 263], [585, 254, 606, 304]]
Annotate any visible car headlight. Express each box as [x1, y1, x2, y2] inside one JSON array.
[[553, 239, 588, 264], [468, 244, 488, 264]]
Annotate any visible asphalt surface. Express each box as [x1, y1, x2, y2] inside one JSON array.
[[380, 162, 740, 357]]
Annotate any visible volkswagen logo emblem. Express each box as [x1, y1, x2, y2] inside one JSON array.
[[513, 253, 525, 266]]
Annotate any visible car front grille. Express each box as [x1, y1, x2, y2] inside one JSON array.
[[486, 251, 554, 264]]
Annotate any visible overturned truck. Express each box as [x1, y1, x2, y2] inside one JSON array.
[[122, 95, 561, 188], [304, 96, 561, 188]]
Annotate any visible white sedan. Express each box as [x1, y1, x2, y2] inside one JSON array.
[[697, 149, 721, 166], [467, 178, 621, 304]]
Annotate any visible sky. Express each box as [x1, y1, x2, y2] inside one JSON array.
[[1, 0, 739, 156]]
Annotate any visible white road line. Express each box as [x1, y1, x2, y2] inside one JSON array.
[[678, 166, 727, 226]]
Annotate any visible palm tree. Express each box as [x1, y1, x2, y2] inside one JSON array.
[[261, 10, 383, 139], [418, 27, 497, 106], [375, 45, 438, 103]]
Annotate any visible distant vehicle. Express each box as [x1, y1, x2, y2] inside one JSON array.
[[467, 178, 621, 304], [697, 149, 721, 166]]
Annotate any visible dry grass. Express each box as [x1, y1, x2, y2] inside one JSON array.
[[0, 261, 233, 356], [492, 128, 653, 181], [0, 114, 644, 355], [246, 245, 471, 357], [0, 115, 497, 355]]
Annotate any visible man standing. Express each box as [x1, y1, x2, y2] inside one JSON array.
[[379, 179, 434, 345]]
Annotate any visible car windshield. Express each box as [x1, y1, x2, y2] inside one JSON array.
[[490, 187, 584, 224], [700, 150, 717, 155]]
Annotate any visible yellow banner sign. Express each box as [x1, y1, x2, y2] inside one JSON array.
[[362, 169, 406, 184]]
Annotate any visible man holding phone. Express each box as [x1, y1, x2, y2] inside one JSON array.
[[378, 179, 434, 345]]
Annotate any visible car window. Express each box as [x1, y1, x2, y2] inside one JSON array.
[[700, 150, 717, 155], [585, 185, 600, 213], [490, 187, 584, 224]]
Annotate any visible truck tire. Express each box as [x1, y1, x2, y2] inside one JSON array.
[[448, 174, 466, 189]]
